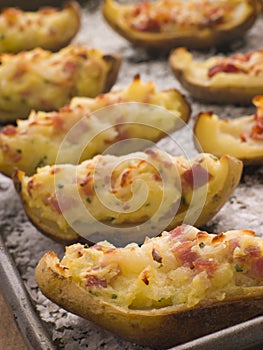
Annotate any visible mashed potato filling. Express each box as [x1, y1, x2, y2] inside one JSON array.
[[58, 225, 263, 309]]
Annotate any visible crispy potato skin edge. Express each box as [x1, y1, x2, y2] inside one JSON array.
[[35, 251, 263, 349]]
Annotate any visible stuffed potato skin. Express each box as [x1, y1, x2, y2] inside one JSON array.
[[0, 1, 80, 53], [14, 151, 242, 244], [35, 225, 263, 348], [0, 76, 190, 177], [169, 47, 263, 105], [0, 45, 121, 122], [102, 0, 257, 52], [194, 96, 263, 165]]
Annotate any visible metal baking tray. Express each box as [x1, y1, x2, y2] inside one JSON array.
[[0, 1, 263, 349]]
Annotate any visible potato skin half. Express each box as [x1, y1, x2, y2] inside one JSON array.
[[35, 250, 263, 349], [169, 48, 263, 105], [194, 111, 263, 165], [13, 154, 242, 244], [0, 47, 121, 123], [102, 0, 257, 53], [0, 2, 81, 53]]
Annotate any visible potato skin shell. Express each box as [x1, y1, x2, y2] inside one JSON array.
[[102, 0, 257, 53], [35, 251, 263, 349], [13, 155, 242, 244], [194, 112, 263, 165], [169, 49, 263, 105]]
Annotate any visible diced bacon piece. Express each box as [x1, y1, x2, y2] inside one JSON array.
[[182, 163, 211, 189], [86, 275, 107, 288], [79, 174, 95, 196], [152, 247, 162, 263], [2, 125, 17, 135], [172, 241, 197, 267], [193, 258, 218, 277], [208, 63, 243, 78], [248, 257, 263, 279], [169, 225, 185, 239]]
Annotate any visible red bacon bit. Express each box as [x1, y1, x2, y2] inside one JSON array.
[[0, 144, 22, 163], [244, 245, 262, 258], [239, 133, 247, 142], [120, 170, 131, 187], [172, 241, 197, 267], [169, 225, 185, 238], [86, 275, 107, 288], [152, 247, 162, 263], [79, 174, 95, 196], [2, 125, 17, 135], [63, 61, 78, 76], [182, 164, 211, 189], [153, 172, 162, 181], [133, 18, 160, 32], [43, 194, 76, 213], [249, 111, 263, 140], [248, 257, 263, 280], [208, 63, 244, 78], [141, 270, 150, 285], [193, 258, 218, 277], [27, 179, 34, 197], [228, 238, 240, 254], [43, 195, 61, 213]]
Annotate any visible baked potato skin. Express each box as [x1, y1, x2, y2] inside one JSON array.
[[0, 45, 121, 123], [35, 228, 263, 349], [0, 1, 80, 53], [0, 76, 190, 177], [14, 152, 242, 244], [169, 47, 263, 105], [194, 110, 263, 165], [102, 0, 257, 53]]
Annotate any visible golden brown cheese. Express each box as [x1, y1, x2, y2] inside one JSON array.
[[194, 96, 263, 164], [0, 45, 121, 122], [35, 224, 263, 348], [14, 150, 242, 243], [169, 47, 263, 104], [0, 76, 190, 176], [103, 0, 257, 51], [0, 1, 80, 53]]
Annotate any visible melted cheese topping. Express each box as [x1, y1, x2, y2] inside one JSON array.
[[57, 225, 263, 309], [0, 2, 80, 53], [125, 0, 245, 33], [0, 45, 116, 120], [19, 151, 217, 233], [0, 76, 188, 176]]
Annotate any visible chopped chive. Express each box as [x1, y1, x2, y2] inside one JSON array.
[[16, 149, 22, 154], [57, 183, 64, 189], [199, 242, 205, 248], [235, 264, 243, 272], [86, 197, 92, 203], [111, 294, 118, 299]]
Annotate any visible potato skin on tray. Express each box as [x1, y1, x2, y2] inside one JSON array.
[[0, 1, 80, 53], [35, 225, 263, 348], [0, 45, 121, 122], [14, 150, 242, 244], [102, 0, 257, 52], [194, 96, 263, 165], [0, 76, 190, 177], [169, 47, 263, 105]]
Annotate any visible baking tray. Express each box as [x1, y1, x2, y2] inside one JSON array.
[[0, 1, 263, 349]]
